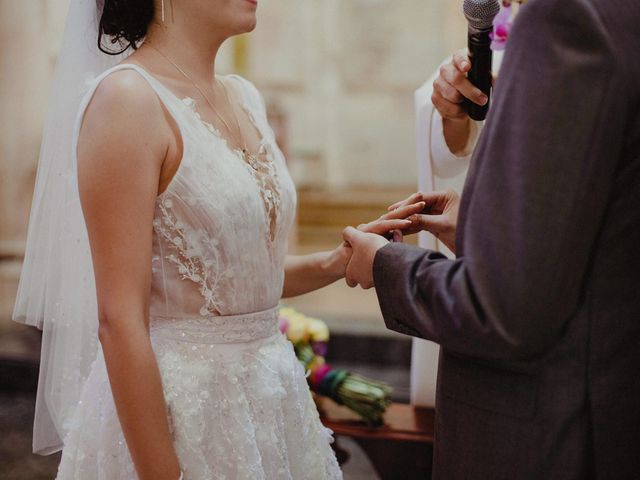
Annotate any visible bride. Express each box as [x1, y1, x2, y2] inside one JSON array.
[[13, 0, 422, 478]]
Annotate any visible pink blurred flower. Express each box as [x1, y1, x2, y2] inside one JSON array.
[[278, 315, 289, 334], [490, 5, 513, 51]]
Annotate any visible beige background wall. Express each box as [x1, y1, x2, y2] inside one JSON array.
[[248, 0, 466, 189]]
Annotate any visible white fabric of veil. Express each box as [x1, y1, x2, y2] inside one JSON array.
[[12, 0, 125, 454]]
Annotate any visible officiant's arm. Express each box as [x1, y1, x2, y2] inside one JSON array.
[[372, 0, 623, 360], [420, 52, 484, 179], [433, 50, 485, 156]]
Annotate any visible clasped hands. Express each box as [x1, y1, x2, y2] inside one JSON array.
[[339, 189, 460, 289]]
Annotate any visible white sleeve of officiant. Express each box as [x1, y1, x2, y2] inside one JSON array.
[[431, 111, 482, 176], [410, 72, 473, 408], [416, 68, 482, 181], [411, 78, 443, 409]]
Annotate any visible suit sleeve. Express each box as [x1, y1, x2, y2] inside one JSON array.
[[374, 0, 625, 360]]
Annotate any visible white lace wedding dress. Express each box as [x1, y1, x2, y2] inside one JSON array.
[[56, 64, 342, 480]]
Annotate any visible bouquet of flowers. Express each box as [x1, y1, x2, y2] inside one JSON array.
[[279, 306, 392, 425]]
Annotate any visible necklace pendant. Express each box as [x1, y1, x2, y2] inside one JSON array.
[[242, 149, 260, 170]]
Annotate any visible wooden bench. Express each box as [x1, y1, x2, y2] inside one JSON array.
[[317, 397, 435, 480]]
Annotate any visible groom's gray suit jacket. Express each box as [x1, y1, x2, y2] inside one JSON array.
[[373, 0, 640, 478]]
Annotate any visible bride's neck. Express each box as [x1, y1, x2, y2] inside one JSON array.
[[144, 21, 227, 85]]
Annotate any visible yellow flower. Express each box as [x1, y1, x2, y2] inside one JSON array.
[[308, 318, 330, 343], [280, 306, 330, 344], [286, 314, 309, 344]]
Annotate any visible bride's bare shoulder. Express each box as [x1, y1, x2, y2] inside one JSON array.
[[85, 68, 163, 126], [79, 68, 169, 154]]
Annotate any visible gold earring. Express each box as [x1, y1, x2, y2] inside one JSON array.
[[161, 0, 166, 23]]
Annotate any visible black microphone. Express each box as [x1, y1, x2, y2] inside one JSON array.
[[463, 0, 500, 121]]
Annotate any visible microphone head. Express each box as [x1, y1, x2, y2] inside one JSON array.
[[463, 0, 501, 30]]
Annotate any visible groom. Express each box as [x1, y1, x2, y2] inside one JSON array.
[[343, 0, 640, 478]]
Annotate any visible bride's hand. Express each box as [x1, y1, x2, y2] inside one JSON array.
[[357, 201, 426, 238], [323, 241, 354, 280]]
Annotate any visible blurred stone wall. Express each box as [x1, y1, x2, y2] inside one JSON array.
[[0, 0, 67, 330]]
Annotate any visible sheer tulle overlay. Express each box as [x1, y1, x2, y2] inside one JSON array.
[[55, 65, 342, 479]]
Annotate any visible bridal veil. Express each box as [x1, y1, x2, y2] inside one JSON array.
[[13, 0, 124, 454]]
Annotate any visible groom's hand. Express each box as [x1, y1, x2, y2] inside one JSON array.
[[342, 227, 389, 289], [388, 189, 461, 254]]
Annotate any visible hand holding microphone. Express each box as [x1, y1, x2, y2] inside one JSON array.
[[432, 49, 489, 121], [431, 49, 489, 154], [433, 0, 502, 123]]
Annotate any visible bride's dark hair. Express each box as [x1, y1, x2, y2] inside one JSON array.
[[98, 0, 155, 55]]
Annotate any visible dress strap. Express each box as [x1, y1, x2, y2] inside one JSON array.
[[225, 74, 276, 143]]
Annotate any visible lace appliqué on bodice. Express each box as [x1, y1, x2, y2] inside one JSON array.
[[239, 147, 281, 243], [153, 198, 229, 316], [143, 71, 296, 319], [182, 95, 283, 244]]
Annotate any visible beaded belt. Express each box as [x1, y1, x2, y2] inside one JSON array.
[[149, 306, 281, 344]]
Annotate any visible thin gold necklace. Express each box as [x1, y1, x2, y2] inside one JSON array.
[[145, 43, 258, 166]]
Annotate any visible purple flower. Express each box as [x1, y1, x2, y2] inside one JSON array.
[[312, 341, 328, 358], [490, 5, 513, 51]]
